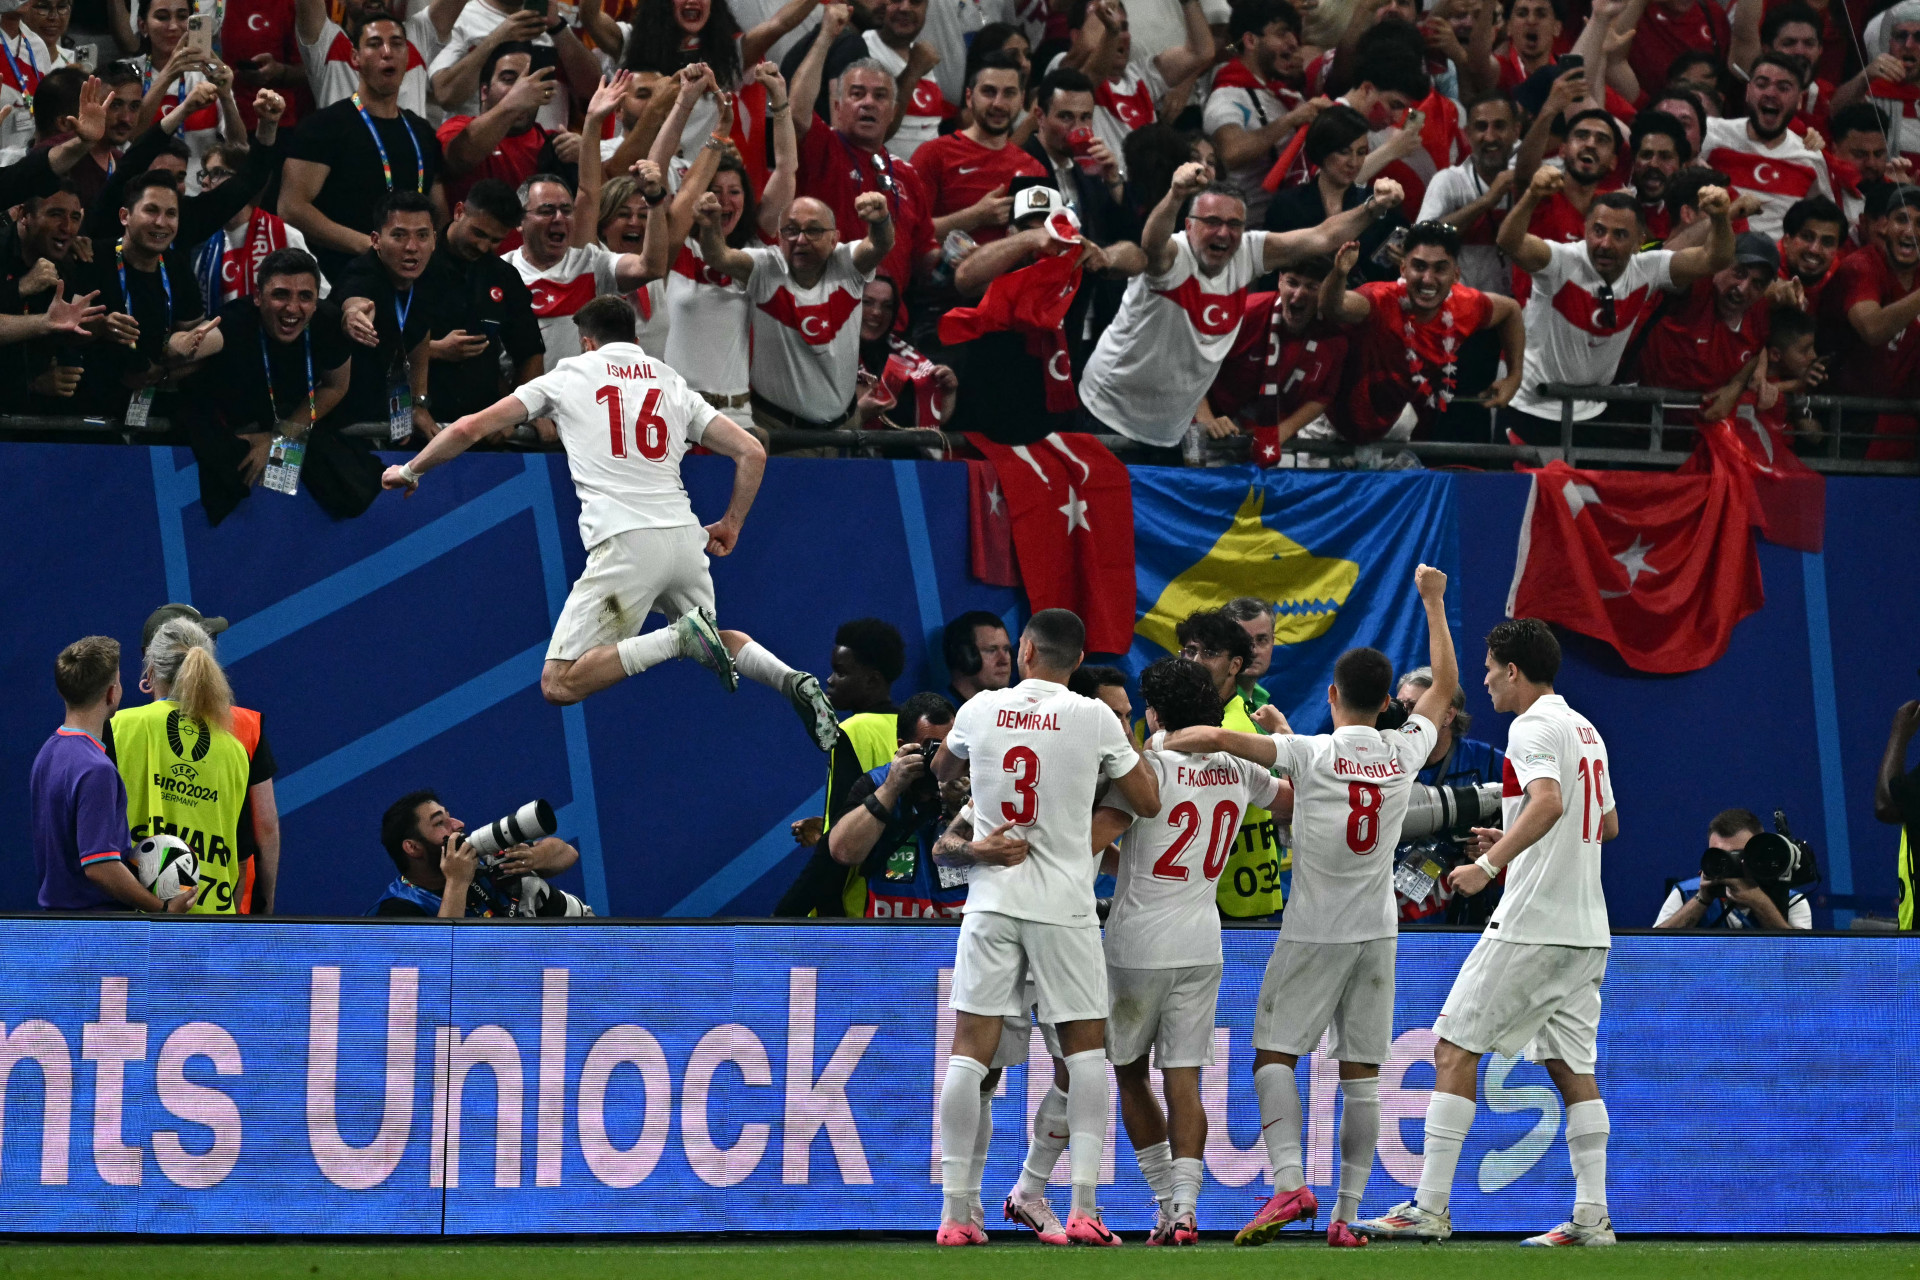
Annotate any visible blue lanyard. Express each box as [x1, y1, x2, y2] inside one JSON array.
[[117, 238, 172, 331], [394, 284, 414, 334], [2, 30, 37, 106], [259, 325, 315, 427], [196, 234, 224, 310], [352, 91, 425, 193]]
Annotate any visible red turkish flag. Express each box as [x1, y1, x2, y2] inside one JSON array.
[[966, 433, 1135, 654], [968, 460, 1019, 587], [1508, 461, 1763, 673], [1681, 410, 1825, 553]]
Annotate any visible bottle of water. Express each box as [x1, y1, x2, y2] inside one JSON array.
[[261, 434, 306, 495]]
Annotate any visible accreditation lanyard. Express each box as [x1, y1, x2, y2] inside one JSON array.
[[259, 326, 315, 428], [393, 283, 414, 336], [2, 30, 38, 108], [117, 238, 172, 332], [352, 91, 425, 193]]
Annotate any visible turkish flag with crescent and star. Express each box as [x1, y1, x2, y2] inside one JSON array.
[[939, 228, 1083, 412], [1507, 459, 1763, 674], [966, 433, 1135, 654], [967, 459, 1019, 587]]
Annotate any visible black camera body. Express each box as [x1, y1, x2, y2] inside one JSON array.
[[1698, 811, 1820, 904]]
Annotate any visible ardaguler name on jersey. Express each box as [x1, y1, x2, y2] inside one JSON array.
[[1333, 756, 1406, 780], [995, 710, 1061, 731]]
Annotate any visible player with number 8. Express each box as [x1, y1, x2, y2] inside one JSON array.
[[1163, 563, 1459, 1248]]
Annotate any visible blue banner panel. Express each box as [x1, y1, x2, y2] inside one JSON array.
[[0, 921, 1914, 1235]]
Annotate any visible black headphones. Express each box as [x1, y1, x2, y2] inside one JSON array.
[[943, 612, 1003, 678]]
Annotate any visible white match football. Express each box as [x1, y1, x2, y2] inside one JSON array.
[[132, 834, 197, 902]]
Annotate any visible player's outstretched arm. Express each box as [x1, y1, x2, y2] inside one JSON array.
[[1409, 564, 1460, 728], [1452, 777, 1563, 894], [698, 413, 767, 556], [1162, 725, 1280, 766], [933, 816, 1030, 868], [380, 394, 530, 494]]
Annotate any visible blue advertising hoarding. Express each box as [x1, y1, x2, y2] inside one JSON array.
[[0, 921, 1913, 1235]]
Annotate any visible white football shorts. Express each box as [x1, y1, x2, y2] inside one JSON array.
[[949, 910, 1107, 1027], [547, 525, 715, 662], [1253, 936, 1396, 1065], [1104, 963, 1222, 1069], [1433, 936, 1608, 1075]]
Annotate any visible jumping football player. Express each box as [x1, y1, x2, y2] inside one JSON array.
[[380, 295, 838, 749]]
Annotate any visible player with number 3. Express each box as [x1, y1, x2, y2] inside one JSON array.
[[377, 294, 839, 749], [1164, 563, 1458, 1248]]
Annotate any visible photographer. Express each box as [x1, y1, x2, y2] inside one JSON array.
[[1391, 666, 1507, 926], [825, 693, 974, 918], [1875, 698, 1919, 930], [374, 790, 579, 918], [1654, 809, 1811, 930]]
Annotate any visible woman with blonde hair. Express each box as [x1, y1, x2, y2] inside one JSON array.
[[111, 617, 252, 914]]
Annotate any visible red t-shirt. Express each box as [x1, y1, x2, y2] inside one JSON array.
[[798, 124, 937, 293], [435, 117, 552, 210], [1627, 0, 1730, 106], [1333, 280, 1495, 441], [909, 131, 1046, 244], [1208, 292, 1347, 422], [1638, 278, 1770, 393], [1824, 242, 1920, 397], [221, 0, 310, 128]]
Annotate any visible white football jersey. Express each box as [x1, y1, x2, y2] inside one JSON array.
[[1487, 694, 1613, 949], [1270, 715, 1434, 944], [1104, 748, 1281, 968], [743, 243, 872, 420], [945, 679, 1140, 927], [1511, 240, 1675, 422], [511, 342, 716, 548], [1700, 116, 1832, 239]]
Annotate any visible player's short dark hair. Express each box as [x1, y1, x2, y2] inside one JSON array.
[[32, 65, 86, 138], [1279, 253, 1337, 282], [1589, 190, 1643, 225], [1666, 165, 1730, 222], [121, 170, 179, 212], [943, 610, 1009, 676], [1749, 50, 1807, 87], [897, 691, 955, 740], [1830, 101, 1893, 143], [967, 48, 1026, 91], [1767, 306, 1818, 348], [375, 189, 436, 228], [54, 635, 119, 707], [1174, 609, 1254, 677], [462, 178, 525, 228], [1140, 657, 1223, 732], [348, 4, 406, 44], [482, 39, 536, 91], [1404, 220, 1462, 260], [1762, 2, 1822, 46], [1304, 104, 1371, 166], [256, 247, 322, 292], [1630, 109, 1693, 163], [1024, 608, 1086, 671], [1486, 617, 1561, 685], [1332, 646, 1393, 716], [1231, 0, 1301, 45], [1783, 194, 1845, 238], [573, 294, 639, 345], [380, 789, 440, 871], [1708, 807, 1765, 840], [1037, 67, 1094, 111], [1067, 664, 1129, 697], [836, 618, 906, 683]]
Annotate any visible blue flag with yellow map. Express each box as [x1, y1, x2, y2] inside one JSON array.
[[1129, 468, 1461, 733]]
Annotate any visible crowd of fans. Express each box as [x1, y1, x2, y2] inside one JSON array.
[[0, 0, 1916, 514]]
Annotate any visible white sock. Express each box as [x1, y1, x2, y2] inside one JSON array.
[[1171, 1156, 1204, 1219], [1415, 1091, 1476, 1215], [1015, 1084, 1069, 1200], [1254, 1062, 1305, 1192], [968, 1088, 994, 1217], [1335, 1076, 1381, 1225], [1565, 1098, 1611, 1226], [939, 1055, 988, 1223], [615, 628, 677, 676], [1136, 1139, 1174, 1213], [732, 639, 796, 690], [1064, 1049, 1108, 1215]]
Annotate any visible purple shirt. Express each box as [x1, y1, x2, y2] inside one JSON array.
[[30, 728, 132, 911]]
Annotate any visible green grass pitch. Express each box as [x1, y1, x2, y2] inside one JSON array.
[[2, 1241, 1917, 1280]]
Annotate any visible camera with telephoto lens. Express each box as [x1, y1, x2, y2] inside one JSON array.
[[1392, 783, 1504, 908], [458, 800, 594, 917], [1698, 810, 1820, 902]]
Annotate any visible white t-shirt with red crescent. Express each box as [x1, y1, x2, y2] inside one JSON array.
[[1700, 115, 1832, 239], [1486, 694, 1614, 949], [511, 341, 717, 546], [1270, 717, 1433, 944], [1080, 229, 1270, 445], [861, 30, 955, 161], [299, 10, 440, 117], [665, 241, 751, 398], [1104, 748, 1280, 968], [944, 678, 1141, 926], [503, 242, 623, 369], [0, 28, 49, 164], [743, 242, 873, 419], [1090, 60, 1167, 177], [1511, 239, 1675, 422]]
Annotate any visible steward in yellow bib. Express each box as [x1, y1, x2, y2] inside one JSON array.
[[1877, 700, 1920, 930], [114, 618, 250, 914]]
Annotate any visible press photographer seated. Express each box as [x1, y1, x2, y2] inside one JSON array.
[[375, 791, 582, 918], [1654, 809, 1812, 931], [825, 692, 975, 918]]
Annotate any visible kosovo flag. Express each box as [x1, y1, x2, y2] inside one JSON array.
[[1128, 468, 1461, 733]]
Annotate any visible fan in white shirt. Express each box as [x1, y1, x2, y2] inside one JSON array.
[[1089, 656, 1286, 1246], [694, 189, 891, 429], [927, 607, 1160, 1246], [378, 294, 841, 748], [1168, 564, 1458, 1248], [504, 172, 653, 371], [1698, 55, 1833, 238], [1357, 617, 1620, 1249], [295, 0, 452, 116], [428, 0, 595, 132]]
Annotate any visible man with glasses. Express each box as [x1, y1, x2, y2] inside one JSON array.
[[695, 189, 893, 437], [1495, 166, 1735, 445], [195, 140, 311, 310], [503, 171, 650, 370], [1080, 159, 1403, 457]]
